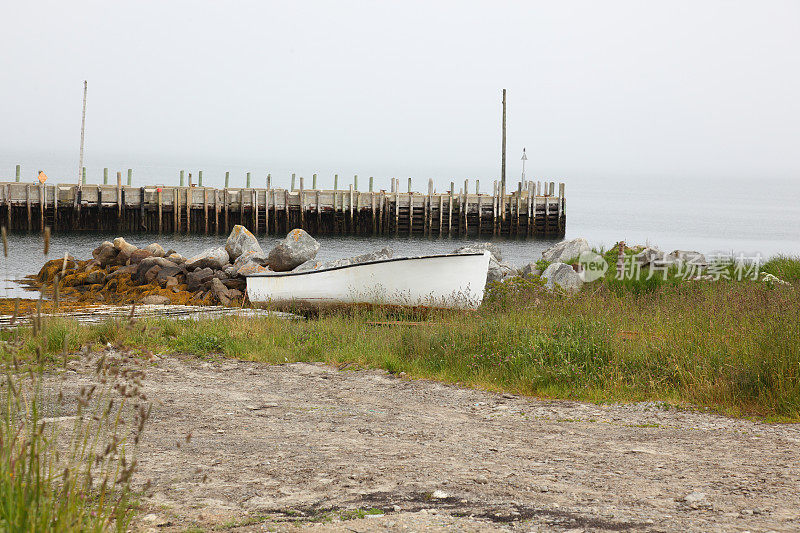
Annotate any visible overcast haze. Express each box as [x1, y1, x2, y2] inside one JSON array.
[[2, 0, 799, 187]]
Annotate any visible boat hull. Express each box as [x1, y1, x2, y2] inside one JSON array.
[[246, 251, 491, 309]]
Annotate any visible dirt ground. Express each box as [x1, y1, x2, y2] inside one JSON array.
[[58, 353, 800, 532]]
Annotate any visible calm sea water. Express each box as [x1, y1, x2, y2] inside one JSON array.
[[2, 157, 799, 298]]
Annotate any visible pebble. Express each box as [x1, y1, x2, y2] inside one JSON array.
[[683, 491, 706, 504], [431, 489, 450, 499]]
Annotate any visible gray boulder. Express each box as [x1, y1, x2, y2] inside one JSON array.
[[135, 257, 178, 284], [166, 252, 185, 264], [141, 294, 172, 305], [668, 250, 707, 268], [129, 249, 154, 264], [144, 243, 166, 258], [520, 262, 542, 278], [634, 246, 667, 268], [225, 225, 266, 262], [487, 258, 518, 284], [452, 243, 503, 262], [210, 277, 232, 306], [542, 237, 590, 263], [187, 267, 215, 292], [267, 229, 320, 272], [113, 237, 138, 256], [541, 262, 584, 294], [185, 246, 230, 271], [92, 241, 118, 267], [232, 250, 268, 277]]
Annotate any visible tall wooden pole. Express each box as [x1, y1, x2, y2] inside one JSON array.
[[76, 81, 87, 207], [501, 88, 507, 192]]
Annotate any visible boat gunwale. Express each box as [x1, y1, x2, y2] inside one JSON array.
[[245, 252, 488, 278]]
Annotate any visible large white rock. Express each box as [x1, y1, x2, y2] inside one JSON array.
[[542, 238, 591, 263], [267, 229, 320, 272], [487, 258, 518, 284], [226, 225, 266, 262], [112, 237, 138, 256], [541, 262, 584, 294], [185, 247, 230, 271], [668, 250, 707, 267]]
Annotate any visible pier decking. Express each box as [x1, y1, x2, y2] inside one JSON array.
[[0, 179, 565, 237]]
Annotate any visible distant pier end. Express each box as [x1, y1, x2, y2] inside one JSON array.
[[0, 178, 565, 237]]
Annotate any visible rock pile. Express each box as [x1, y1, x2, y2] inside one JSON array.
[[33, 226, 321, 307]]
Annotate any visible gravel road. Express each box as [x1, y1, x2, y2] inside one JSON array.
[[61, 354, 800, 532]]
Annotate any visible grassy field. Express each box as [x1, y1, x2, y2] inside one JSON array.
[[1, 251, 798, 531], [4, 256, 799, 422]]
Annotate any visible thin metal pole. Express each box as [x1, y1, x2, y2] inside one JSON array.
[[75, 81, 87, 207]]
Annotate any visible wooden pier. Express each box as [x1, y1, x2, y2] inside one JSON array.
[[0, 178, 565, 238]]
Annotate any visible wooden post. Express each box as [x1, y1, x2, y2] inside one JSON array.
[[186, 186, 191, 233], [355, 188, 361, 234], [26, 184, 31, 231], [174, 186, 180, 233], [266, 175, 271, 234], [158, 187, 163, 234], [390, 177, 396, 193], [379, 191, 385, 234], [425, 179, 433, 237], [291, 173, 296, 191], [82, 167, 86, 185], [316, 190, 321, 231], [284, 189, 289, 232], [492, 180, 498, 237], [408, 191, 413, 236], [348, 184, 354, 232], [214, 189, 220, 234], [223, 188, 229, 234], [271, 189, 277, 235], [544, 192, 550, 235], [463, 181, 469, 236], [476, 180, 480, 194], [199, 171, 203, 187], [527, 181, 533, 236], [299, 177, 305, 230], [477, 193, 482, 236], [438, 195, 444, 237], [354, 175, 358, 191], [312, 173, 317, 190], [448, 182, 454, 235], [103, 168, 108, 185], [53, 184, 58, 231], [394, 188, 399, 236], [334, 174, 338, 191], [15, 164, 20, 183], [246, 172, 251, 188], [5, 184, 11, 229], [501, 88, 507, 196], [371, 190, 376, 234], [224, 171, 229, 188], [239, 187, 245, 228], [203, 187, 208, 234], [39, 184, 44, 232], [253, 189, 258, 233], [558, 182, 565, 234]]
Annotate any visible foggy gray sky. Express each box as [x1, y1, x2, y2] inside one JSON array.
[[2, 0, 799, 184]]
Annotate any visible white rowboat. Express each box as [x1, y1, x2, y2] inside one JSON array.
[[246, 251, 491, 309]]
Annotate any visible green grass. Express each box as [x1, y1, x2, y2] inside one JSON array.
[[0, 325, 149, 531], [5, 268, 799, 422], [762, 255, 800, 283]]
